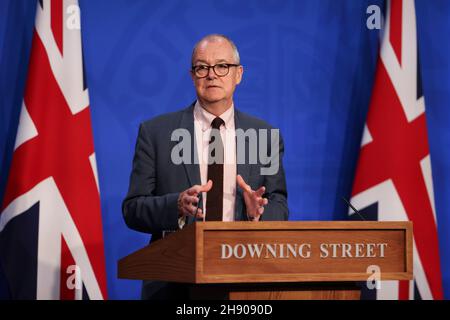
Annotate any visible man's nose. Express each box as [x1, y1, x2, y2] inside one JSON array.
[[206, 67, 217, 80]]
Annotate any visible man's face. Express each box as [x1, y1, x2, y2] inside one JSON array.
[[191, 39, 243, 107]]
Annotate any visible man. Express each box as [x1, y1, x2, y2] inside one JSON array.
[[122, 34, 288, 299]]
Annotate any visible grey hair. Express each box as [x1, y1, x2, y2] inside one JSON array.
[[191, 34, 240, 65]]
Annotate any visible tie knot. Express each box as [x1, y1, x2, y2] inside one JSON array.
[[211, 117, 225, 129]]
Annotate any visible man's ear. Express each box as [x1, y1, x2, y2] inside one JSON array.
[[235, 65, 243, 85]]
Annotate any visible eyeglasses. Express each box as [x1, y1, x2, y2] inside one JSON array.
[[191, 63, 240, 78]]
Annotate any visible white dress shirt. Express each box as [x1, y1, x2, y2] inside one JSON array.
[[194, 100, 237, 221]]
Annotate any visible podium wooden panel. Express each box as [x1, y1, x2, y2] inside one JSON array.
[[118, 221, 412, 300]]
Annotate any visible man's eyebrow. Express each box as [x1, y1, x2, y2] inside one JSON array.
[[193, 59, 207, 65], [193, 59, 230, 65]]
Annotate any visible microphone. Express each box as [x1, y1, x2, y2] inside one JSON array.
[[342, 196, 366, 221]]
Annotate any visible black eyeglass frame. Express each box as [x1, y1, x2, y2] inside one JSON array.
[[191, 63, 241, 78]]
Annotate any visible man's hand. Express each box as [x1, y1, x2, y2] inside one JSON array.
[[236, 174, 268, 221], [177, 180, 213, 219]]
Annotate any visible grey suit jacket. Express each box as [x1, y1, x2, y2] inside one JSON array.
[[122, 103, 288, 299]]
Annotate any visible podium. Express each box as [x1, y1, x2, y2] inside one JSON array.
[[118, 221, 412, 300]]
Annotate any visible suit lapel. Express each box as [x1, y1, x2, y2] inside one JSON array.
[[234, 109, 251, 221], [178, 104, 202, 226], [235, 109, 251, 184], [178, 103, 201, 188]]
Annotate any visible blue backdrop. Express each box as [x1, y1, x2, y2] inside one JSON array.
[[1, 0, 449, 300]]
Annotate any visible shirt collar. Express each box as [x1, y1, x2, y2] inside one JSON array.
[[194, 100, 235, 132]]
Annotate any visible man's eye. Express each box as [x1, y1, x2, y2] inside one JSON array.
[[217, 64, 228, 69], [197, 65, 208, 70]]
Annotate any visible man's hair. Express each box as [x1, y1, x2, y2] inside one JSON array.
[[191, 34, 240, 65]]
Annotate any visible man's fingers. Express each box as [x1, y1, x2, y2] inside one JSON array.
[[183, 195, 198, 205], [186, 203, 198, 216], [255, 186, 265, 197], [236, 174, 246, 188], [187, 180, 213, 195], [237, 175, 251, 192], [196, 208, 204, 219], [237, 175, 266, 198], [237, 175, 268, 218], [257, 197, 267, 207], [200, 180, 213, 192], [186, 187, 199, 196], [198, 180, 213, 193]]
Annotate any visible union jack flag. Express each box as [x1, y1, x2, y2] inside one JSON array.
[[351, 0, 443, 299], [0, 0, 107, 299]]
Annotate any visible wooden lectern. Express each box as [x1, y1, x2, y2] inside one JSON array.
[[118, 221, 412, 300]]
